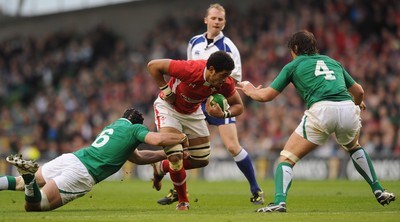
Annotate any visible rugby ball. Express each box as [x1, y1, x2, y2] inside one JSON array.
[[209, 93, 229, 111]]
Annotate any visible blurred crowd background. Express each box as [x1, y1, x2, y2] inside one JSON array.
[[0, 0, 399, 168]]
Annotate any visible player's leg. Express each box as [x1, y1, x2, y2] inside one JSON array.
[[40, 153, 95, 211], [156, 136, 210, 207], [257, 109, 325, 213], [343, 135, 395, 205], [0, 175, 19, 190], [166, 143, 189, 210], [128, 149, 167, 191], [218, 123, 264, 205], [155, 109, 209, 207], [155, 126, 190, 210], [337, 102, 395, 206], [0, 162, 46, 191], [5, 154, 48, 211], [256, 132, 318, 213]]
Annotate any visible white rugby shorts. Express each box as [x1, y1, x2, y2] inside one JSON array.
[[295, 100, 361, 146], [153, 97, 210, 138], [41, 153, 95, 204]]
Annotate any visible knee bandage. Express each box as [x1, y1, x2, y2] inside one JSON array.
[[40, 190, 51, 211], [343, 142, 361, 152], [164, 144, 183, 158], [164, 144, 184, 171], [280, 150, 300, 163], [188, 142, 211, 160]]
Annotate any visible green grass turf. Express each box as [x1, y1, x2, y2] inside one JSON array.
[[0, 179, 399, 222]]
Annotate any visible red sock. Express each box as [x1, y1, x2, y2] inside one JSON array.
[[161, 160, 170, 173], [170, 167, 189, 203], [162, 159, 193, 171]]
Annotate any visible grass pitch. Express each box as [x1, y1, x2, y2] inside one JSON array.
[[0, 179, 398, 222]]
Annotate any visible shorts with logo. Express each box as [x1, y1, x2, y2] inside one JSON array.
[[295, 100, 361, 146], [154, 97, 210, 139], [41, 153, 96, 205]]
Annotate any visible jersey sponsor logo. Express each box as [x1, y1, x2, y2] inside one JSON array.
[[180, 93, 203, 103], [194, 50, 201, 55]]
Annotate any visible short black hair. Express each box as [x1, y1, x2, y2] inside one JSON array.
[[122, 107, 144, 124], [288, 30, 319, 56], [206, 51, 235, 72]]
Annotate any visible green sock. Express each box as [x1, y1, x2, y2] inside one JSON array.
[[22, 175, 41, 203], [0, 176, 16, 190], [273, 162, 293, 204], [350, 147, 383, 192]]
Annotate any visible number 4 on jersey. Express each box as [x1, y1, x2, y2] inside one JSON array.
[[315, 60, 335, 80]]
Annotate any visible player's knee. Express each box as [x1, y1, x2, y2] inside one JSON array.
[[280, 150, 300, 165], [343, 141, 361, 152], [188, 142, 211, 161], [169, 159, 183, 171], [224, 143, 241, 156], [165, 144, 183, 159]]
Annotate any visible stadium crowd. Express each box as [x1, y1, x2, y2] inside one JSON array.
[[0, 0, 399, 169]]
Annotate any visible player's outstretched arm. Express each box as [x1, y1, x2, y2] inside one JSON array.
[[236, 81, 280, 102], [145, 132, 188, 147], [128, 149, 166, 165]]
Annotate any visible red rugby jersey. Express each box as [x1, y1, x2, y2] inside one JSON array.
[[166, 60, 235, 114]]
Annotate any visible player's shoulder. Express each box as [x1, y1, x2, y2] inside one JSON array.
[[170, 59, 207, 72], [172, 59, 206, 66]]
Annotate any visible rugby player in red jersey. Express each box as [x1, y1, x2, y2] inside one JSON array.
[[147, 51, 244, 210]]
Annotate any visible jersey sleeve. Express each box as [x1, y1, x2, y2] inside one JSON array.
[[132, 124, 150, 143], [270, 64, 293, 92], [342, 68, 356, 88]]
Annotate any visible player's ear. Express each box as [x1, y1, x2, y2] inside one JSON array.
[[204, 17, 208, 24]]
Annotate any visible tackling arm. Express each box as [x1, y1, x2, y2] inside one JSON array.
[[128, 149, 166, 165], [128, 132, 189, 165], [236, 81, 280, 102], [144, 132, 188, 147]]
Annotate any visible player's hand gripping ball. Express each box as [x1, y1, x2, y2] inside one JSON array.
[[209, 93, 229, 111]]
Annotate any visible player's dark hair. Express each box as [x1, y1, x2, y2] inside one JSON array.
[[207, 51, 235, 72], [288, 30, 319, 56], [122, 107, 144, 124]]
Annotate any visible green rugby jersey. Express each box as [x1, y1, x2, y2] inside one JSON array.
[[73, 118, 149, 183], [270, 54, 355, 108]]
